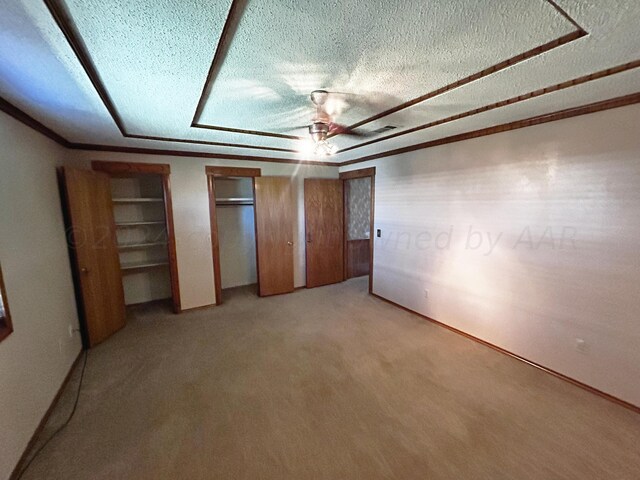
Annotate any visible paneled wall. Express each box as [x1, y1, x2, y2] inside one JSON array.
[[340, 103, 640, 407]]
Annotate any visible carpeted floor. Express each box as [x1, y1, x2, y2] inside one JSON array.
[[18, 277, 640, 479]]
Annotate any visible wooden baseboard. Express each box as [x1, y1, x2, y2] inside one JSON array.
[[371, 293, 640, 415], [10, 349, 84, 480]]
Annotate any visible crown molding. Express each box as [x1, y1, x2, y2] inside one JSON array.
[[338, 59, 640, 154], [4, 92, 639, 168], [339, 92, 640, 166]]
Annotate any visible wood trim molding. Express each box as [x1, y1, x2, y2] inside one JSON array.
[[330, 30, 587, 138], [192, 123, 302, 141], [369, 176, 376, 295], [91, 160, 170, 175], [9, 350, 84, 480], [206, 166, 262, 305], [71, 143, 338, 166], [0, 96, 335, 165], [341, 92, 640, 166], [11, 0, 587, 157], [545, 0, 584, 31], [4, 90, 640, 170], [339, 167, 376, 180], [340, 167, 376, 293], [41, 0, 300, 152], [0, 263, 14, 343], [45, 0, 586, 150], [43, 0, 126, 136], [0, 97, 71, 147], [339, 59, 640, 154], [207, 176, 223, 306], [127, 133, 299, 153], [191, 0, 246, 126], [162, 175, 182, 313], [90, 160, 182, 312], [192, 0, 584, 143], [205, 166, 262, 177], [371, 293, 640, 415]]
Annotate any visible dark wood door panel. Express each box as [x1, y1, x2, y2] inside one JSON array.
[[347, 239, 370, 278], [304, 179, 344, 288]]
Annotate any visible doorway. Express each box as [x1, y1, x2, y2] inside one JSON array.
[[304, 178, 344, 288], [207, 167, 295, 304], [215, 176, 258, 294], [340, 167, 376, 293], [206, 167, 260, 305]]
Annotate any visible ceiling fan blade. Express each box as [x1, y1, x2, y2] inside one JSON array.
[[328, 123, 374, 138], [271, 125, 309, 133]]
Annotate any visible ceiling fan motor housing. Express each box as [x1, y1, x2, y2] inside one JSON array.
[[309, 121, 329, 143]]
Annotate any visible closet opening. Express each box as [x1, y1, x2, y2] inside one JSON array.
[[340, 167, 376, 293], [92, 161, 181, 313], [206, 167, 262, 305]]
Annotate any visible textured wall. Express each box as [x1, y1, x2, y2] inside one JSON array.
[[341, 103, 640, 407], [347, 177, 371, 240], [0, 111, 83, 480]]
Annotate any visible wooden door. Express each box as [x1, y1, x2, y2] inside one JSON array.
[[254, 177, 295, 296], [304, 179, 344, 288], [61, 167, 125, 347]]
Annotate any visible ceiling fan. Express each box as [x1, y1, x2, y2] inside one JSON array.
[[302, 90, 373, 155]]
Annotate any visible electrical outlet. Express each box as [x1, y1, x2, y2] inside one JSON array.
[[424, 289, 429, 299], [575, 338, 587, 354]]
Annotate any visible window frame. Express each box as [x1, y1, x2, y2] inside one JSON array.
[[0, 263, 13, 343]]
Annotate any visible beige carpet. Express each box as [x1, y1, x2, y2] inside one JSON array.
[[19, 278, 640, 479]]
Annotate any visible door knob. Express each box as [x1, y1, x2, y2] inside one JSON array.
[[80, 267, 89, 274], [287, 241, 293, 246]]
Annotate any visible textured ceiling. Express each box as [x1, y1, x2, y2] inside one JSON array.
[[0, 0, 639, 163]]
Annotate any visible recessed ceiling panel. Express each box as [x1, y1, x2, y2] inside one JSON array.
[[198, 0, 576, 133], [61, 0, 235, 134]]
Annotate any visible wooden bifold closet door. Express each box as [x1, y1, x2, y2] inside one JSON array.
[[254, 176, 295, 296], [304, 178, 344, 288], [60, 167, 125, 347]]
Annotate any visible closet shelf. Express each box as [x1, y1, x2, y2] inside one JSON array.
[[120, 260, 169, 272], [112, 197, 164, 203], [116, 221, 165, 228], [215, 197, 254, 206], [118, 242, 167, 251]]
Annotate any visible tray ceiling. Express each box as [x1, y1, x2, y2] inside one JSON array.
[[0, 0, 639, 163]]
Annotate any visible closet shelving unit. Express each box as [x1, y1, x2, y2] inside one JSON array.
[[112, 198, 165, 204], [92, 160, 180, 312], [112, 185, 169, 276]]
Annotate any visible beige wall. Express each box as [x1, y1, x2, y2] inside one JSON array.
[[340, 103, 640, 407], [0, 112, 83, 480], [71, 151, 339, 308]]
